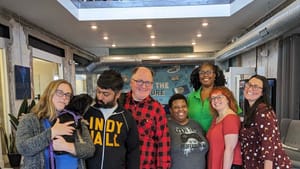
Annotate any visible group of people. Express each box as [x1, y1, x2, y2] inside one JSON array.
[[185, 63, 291, 169], [15, 63, 291, 169]]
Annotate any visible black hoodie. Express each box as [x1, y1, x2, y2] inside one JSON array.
[[84, 104, 140, 169]]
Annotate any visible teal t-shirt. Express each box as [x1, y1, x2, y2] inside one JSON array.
[[187, 88, 212, 133]]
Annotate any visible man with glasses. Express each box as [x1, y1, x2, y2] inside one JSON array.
[[84, 70, 140, 169], [122, 66, 171, 169]]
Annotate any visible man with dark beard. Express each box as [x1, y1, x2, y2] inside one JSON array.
[[84, 69, 140, 169]]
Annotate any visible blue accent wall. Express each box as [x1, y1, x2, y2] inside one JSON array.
[[111, 65, 196, 105]]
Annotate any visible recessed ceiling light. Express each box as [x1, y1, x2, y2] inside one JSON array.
[[103, 36, 109, 40], [148, 55, 160, 59], [112, 57, 122, 60], [146, 24, 152, 28], [192, 42, 196, 45], [187, 55, 197, 58], [151, 43, 155, 46], [91, 25, 98, 30], [150, 35, 155, 39], [202, 22, 208, 27], [112, 44, 116, 47], [197, 33, 202, 37]]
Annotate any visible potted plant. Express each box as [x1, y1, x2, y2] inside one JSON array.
[[3, 132, 21, 167], [5, 98, 35, 167], [9, 98, 36, 130], [0, 124, 21, 167]]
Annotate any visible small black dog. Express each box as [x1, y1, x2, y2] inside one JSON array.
[[54, 93, 93, 154]]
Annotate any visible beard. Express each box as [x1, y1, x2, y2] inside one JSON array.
[[97, 100, 116, 108]]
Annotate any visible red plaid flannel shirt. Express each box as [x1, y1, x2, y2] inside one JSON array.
[[123, 92, 171, 169]]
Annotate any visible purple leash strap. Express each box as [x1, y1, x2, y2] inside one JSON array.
[[49, 141, 55, 169], [43, 119, 55, 169], [59, 109, 82, 127]]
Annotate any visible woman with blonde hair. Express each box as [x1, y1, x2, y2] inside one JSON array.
[[16, 79, 95, 169]]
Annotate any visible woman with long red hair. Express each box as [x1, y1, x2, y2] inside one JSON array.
[[206, 86, 242, 169]]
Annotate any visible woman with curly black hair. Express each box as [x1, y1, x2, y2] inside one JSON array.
[[187, 62, 226, 132]]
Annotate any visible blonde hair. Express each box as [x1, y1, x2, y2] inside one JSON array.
[[31, 79, 73, 121]]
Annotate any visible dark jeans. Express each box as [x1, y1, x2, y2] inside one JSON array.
[[231, 164, 242, 169]]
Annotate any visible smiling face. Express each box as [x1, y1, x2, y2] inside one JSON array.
[[130, 67, 153, 101], [52, 83, 72, 111], [169, 99, 188, 125], [210, 91, 229, 112], [198, 64, 216, 88], [244, 77, 263, 106]]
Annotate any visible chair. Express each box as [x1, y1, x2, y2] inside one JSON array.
[[280, 118, 300, 168]]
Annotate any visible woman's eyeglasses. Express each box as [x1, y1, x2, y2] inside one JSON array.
[[198, 70, 214, 76], [55, 90, 72, 99], [210, 95, 225, 102], [244, 82, 263, 91]]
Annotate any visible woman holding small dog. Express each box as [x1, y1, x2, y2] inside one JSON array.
[[16, 79, 95, 169]]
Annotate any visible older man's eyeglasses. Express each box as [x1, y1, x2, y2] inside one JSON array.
[[132, 79, 153, 87], [55, 90, 72, 99], [245, 82, 263, 91]]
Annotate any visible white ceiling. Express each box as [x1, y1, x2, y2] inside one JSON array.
[[0, 0, 289, 57]]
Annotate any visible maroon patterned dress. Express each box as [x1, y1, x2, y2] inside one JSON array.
[[240, 103, 291, 169]]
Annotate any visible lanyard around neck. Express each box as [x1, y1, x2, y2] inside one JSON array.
[[43, 119, 55, 169]]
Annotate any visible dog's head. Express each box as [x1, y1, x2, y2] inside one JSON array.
[[53, 94, 93, 154], [65, 93, 93, 116]]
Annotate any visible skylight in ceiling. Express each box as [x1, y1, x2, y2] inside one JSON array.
[[58, 0, 253, 20]]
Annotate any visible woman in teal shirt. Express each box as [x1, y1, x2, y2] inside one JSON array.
[[187, 63, 226, 132]]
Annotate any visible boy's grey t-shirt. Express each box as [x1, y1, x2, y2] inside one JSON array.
[[168, 119, 208, 169]]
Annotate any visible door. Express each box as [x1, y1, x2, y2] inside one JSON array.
[[32, 48, 63, 99]]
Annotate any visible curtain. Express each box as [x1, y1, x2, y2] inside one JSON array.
[[277, 34, 300, 120]]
